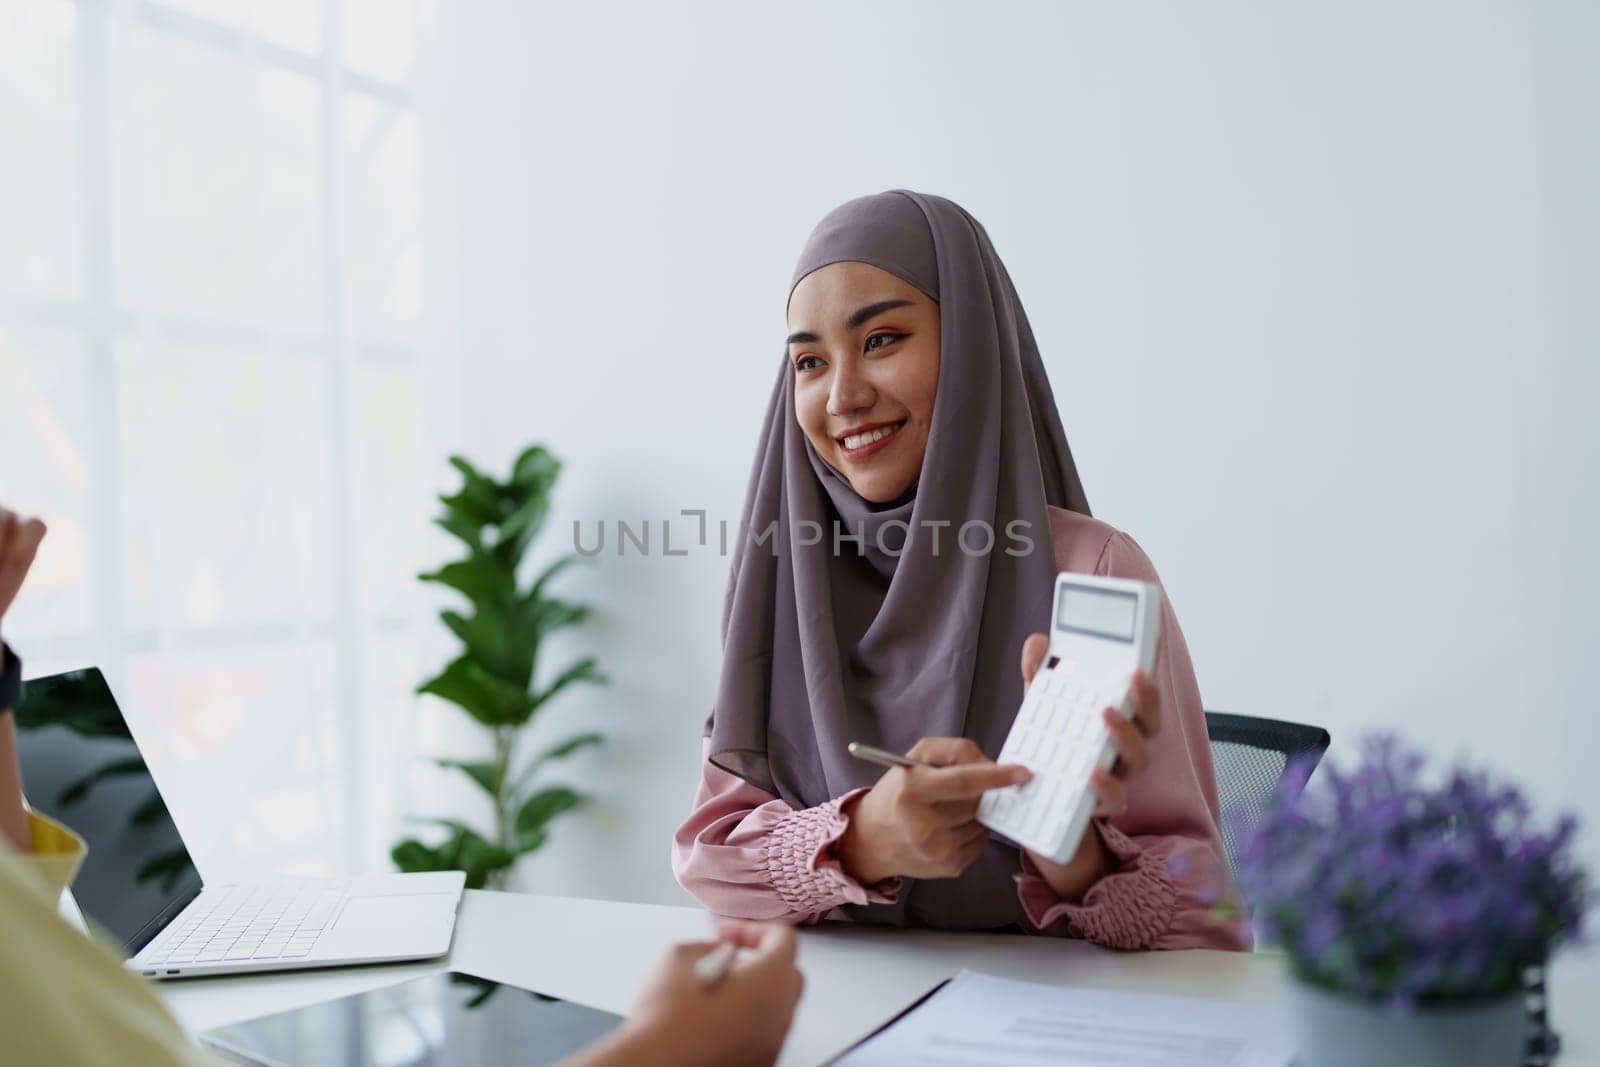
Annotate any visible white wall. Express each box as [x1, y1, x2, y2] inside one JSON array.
[[428, 0, 1599, 905]]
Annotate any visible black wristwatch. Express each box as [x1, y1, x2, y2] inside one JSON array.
[[0, 641, 21, 713]]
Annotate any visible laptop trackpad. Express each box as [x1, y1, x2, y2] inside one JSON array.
[[316, 895, 455, 960]]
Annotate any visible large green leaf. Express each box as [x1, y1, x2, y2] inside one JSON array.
[[436, 758, 500, 796], [513, 786, 584, 852], [439, 609, 473, 647], [533, 731, 604, 763], [434, 512, 484, 550], [445, 605, 514, 685], [513, 828, 547, 856], [451, 591, 588, 694], [495, 494, 551, 564], [533, 657, 605, 711], [530, 597, 588, 640], [420, 552, 516, 610], [496, 449, 562, 564], [392, 823, 516, 890], [511, 446, 561, 492], [448, 597, 543, 688], [454, 831, 518, 889], [417, 657, 497, 725], [418, 656, 535, 726], [509, 732, 604, 795], [392, 838, 447, 873], [439, 455, 505, 525]]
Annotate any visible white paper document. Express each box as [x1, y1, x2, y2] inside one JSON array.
[[833, 970, 1295, 1067]]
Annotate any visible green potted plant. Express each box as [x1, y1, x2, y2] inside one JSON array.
[[392, 446, 604, 890], [1234, 734, 1591, 1067]]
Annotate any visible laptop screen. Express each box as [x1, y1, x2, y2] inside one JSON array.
[[14, 667, 201, 954]]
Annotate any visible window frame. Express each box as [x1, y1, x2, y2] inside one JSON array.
[[0, 0, 423, 876]]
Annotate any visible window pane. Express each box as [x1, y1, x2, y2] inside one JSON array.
[[345, 94, 421, 343], [361, 628, 421, 872], [350, 361, 425, 621], [0, 0, 79, 299], [110, 21, 322, 330], [249, 0, 321, 54], [123, 640, 344, 879], [155, 0, 322, 55], [116, 339, 336, 629], [344, 0, 414, 83], [0, 325, 93, 638]]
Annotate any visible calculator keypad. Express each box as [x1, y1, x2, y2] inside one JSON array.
[[978, 667, 1111, 860]]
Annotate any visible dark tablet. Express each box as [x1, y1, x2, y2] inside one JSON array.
[[202, 971, 623, 1066]]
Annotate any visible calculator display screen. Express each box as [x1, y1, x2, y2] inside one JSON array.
[[1055, 584, 1137, 642]]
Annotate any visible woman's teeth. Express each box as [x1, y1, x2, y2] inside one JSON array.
[[842, 422, 904, 451]]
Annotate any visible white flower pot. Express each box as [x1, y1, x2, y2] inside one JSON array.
[[1288, 978, 1524, 1067]]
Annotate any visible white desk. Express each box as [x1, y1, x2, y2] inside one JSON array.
[[163, 891, 1600, 1067]]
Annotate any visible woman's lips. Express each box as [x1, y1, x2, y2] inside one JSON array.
[[837, 419, 907, 462]]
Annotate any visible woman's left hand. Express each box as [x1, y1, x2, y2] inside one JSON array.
[[1016, 632, 1164, 899], [0, 507, 47, 639]]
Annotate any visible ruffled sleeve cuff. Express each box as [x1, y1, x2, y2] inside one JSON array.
[[1014, 820, 1179, 950], [765, 787, 903, 917]]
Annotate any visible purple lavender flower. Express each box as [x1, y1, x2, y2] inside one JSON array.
[[1231, 733, 1592, 1010]]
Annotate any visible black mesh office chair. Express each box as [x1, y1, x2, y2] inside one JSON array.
[[1203, 711, 1331, 874]]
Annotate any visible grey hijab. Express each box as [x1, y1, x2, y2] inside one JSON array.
[[708, 190, 1090, 929]]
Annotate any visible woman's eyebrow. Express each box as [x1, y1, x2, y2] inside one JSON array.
[[846, 299, 914, 330], [785, 299, 916, 345]]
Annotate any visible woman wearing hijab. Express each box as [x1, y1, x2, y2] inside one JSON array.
[[672, 191, 1249, 950]]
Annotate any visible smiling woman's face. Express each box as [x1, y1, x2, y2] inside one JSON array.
[[787, 261, 941, 504]]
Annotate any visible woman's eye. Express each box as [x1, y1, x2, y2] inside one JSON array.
[[864, 332, 904, 352], [794, 354, 823, 372]]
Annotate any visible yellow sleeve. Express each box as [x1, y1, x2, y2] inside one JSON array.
[[18, 809, 88, 901], [0, 830, 220, 1065]]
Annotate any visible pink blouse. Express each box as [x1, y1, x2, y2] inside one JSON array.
[[672, 507, 1251, 951]]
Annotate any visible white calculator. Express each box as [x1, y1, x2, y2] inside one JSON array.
[[977, 573, 1162, 864]]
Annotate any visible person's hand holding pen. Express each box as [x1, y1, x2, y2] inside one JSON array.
[[835, 737, 1032, 885], [0, 505, 48, 853], [564, 920, 803, 1067], [836, 633, 1163, 897]]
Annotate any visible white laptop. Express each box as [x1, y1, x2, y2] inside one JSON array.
[[15, 667, 464, 979]]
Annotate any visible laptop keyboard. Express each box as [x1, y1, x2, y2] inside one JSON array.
[[141, 881, 352, 966]]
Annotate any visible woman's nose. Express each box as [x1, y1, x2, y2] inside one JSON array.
[[827, 360, 875, 415]]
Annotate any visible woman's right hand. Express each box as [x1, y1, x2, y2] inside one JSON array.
[[835, 737, 1030, 884]]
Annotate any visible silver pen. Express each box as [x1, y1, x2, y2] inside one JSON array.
[[847, 741, 931, 771], [694, 941, 739, 987]]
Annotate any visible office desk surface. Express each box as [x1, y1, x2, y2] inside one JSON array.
[[163, 890, 1600, 1067]]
